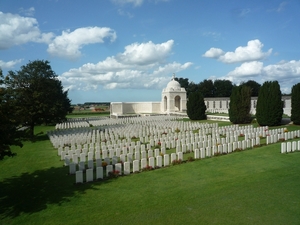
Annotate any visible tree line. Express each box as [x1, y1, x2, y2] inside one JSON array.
[[0, 60, 73, 159], [175, 77, 262, 98], [186, 78, 300, 127]]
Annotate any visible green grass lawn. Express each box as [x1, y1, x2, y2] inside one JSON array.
[[1, 122, 300, 225]]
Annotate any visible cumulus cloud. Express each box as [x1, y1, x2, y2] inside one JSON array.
[[202, 47, 224, 58], [263, 60, 300, 79], [117, 40, 174, 65], [0, 11, 54, 49], [60, 40, 192, 91], [203, 39, 272, 64], [227, 61, 263, 77], [225, 60, 300, 93], [47, 27, 117, 60], [0, 59, 23, 69]]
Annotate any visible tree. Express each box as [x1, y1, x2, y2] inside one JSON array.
[[0, 70, 23, 159], [213, 79, 234, 97], [240, 80, 261, 96], [198, 79, 214, 97], [229, 85, 252, 124], [175, 77, 189, 91], [175, 77, 194, 98], [256, 81, 283, 126], [291, 83, 300, 125], [187, 91, 206, 120], [5, 60, 73, 137]]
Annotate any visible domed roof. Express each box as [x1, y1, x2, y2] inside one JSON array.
[[165, 74, 181, 91]]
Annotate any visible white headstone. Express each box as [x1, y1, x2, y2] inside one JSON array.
[[78, 161, 85, 171], [171, 153, 177, 163], [76, 170, 83, 183], [281, 142, 286, 154], [156, 155, 162, 168], [96, 158, 102, 167], [69, 162, 76, 174], [106, 164, 113, 176], [86, 168, 93, 182], [164, 154, 169, 166], [194, 149, 200, 159], [133, 160, 139, 173], [141, 158, 147, 169], [87, 160, 94, 169], [124, 162, 130, 175], [149, 157, 155, 168], [115, 163, 122, 175]]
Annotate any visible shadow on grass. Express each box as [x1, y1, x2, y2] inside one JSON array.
[[0, 166, 111, 220], [31, 133, 50, 142]]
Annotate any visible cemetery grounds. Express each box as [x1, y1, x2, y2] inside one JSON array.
[[1, 115, 300, 225]]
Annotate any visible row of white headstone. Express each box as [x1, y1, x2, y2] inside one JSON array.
[[73, 153, 181, 183], [62, 135, 261, 167], [49, 123, 258, 151], [53, 127, 298, 163], [280, 141, 300, 153]]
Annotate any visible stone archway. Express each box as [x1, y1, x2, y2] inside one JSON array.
[[175, 95, 181, 111]]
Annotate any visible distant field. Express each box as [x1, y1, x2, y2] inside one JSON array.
[[1, 121, 300, 225]]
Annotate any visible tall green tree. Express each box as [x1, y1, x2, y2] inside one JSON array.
[[187, 91, 206, 120], [5, 60, 73, 137], [256, 81, 283, 126], [198, 79, 215, 97], [213, 79, 234, 97], [229, 85, 252, 124], [291, 83, 300, 125], [0, 70, 23, 159], [240, 80, 261, 96], [175, 77, 189, 91]]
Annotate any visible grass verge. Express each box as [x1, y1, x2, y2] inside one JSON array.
[[1, 123, 300, 225]]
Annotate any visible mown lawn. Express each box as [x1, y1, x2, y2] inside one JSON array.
[[1, 123, 300, 225]]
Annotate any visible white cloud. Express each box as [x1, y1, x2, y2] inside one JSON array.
[[277, 2, 287, 12], [225, 60, 300, 93], [0, 59, 23, 69], [263, 60, 300, 79], [203, 39, 272, 64], [118, 9, 134, 18], [202, 47, 224, 58], [47, 27, 117, 60], [268, 1, 287, 13], [0, 11, 54, 49], [19, 7, 35, 16], [227, 61, 263, 77], [60, 40, 192, 91], [117, 40, 174, 65]]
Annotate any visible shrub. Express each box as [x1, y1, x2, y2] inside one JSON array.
[[291, 83, 300, 125], [172, 159, 182, 165], [256, 81, 283, 126], [141, 165, 153, 171], [229, 85, 252, 124], [108, 170, 120, 178], [187, 91, 207, 120], [187, 156, 194, 162]]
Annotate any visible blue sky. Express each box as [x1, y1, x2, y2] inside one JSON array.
[[1, 0, 300, 104]]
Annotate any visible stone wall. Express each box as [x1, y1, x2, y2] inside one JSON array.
[[110, 102, 161, 116]]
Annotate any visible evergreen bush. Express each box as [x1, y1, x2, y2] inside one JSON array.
[[187, 91, 207, 120], [229, 85, 251, 124], [256, 81, 283, 126], [291, 83, 300, 125]]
